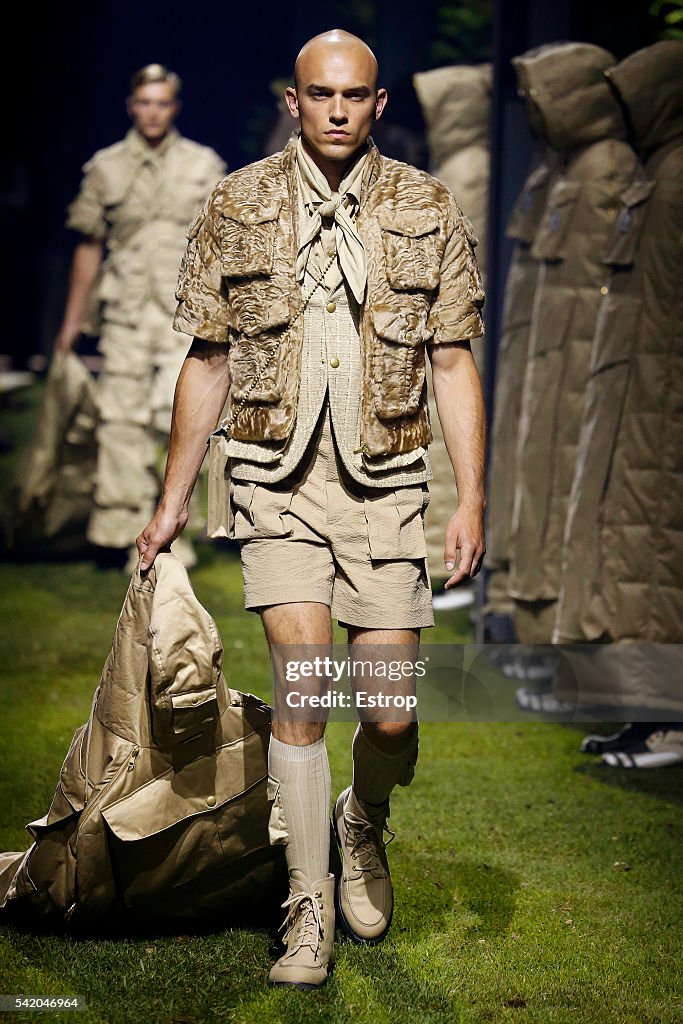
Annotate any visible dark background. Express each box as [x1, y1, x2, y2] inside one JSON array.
[[3, 0, 665, 378]]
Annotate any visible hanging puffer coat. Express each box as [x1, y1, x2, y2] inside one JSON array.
[[0, 554, 286, 927], [413, 64, 492, 577], [507, 43, 640, 643], [554, 40, 683, 650], [485, 142, 560, 617]]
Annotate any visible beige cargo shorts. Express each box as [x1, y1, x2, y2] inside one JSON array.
[[231, 411, 434, 629]]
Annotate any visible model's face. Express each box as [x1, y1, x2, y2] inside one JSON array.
[[127, 82, 179, 143], [286, 46, 387, 169]]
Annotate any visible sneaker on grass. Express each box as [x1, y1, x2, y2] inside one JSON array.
[[602, 728, 683, 769]]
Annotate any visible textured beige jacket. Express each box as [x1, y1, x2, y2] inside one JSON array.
[[174, 136, 484, 458], [0, 554, 285, 925]]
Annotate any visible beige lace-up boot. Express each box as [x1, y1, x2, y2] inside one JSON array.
[[333, 786, 394, 943], [269, 871, 335, 989]]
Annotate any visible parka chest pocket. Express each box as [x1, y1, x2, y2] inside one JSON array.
[[531, 180, 582, 262], [378, 209, 442, 291], [506, 163, 555, 244], [603, 179, 655, 269], [220, 199, 282, 278]]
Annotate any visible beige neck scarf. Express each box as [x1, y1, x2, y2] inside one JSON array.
[[295, 136, 367, 303]]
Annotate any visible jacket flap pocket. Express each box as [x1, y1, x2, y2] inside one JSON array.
[[221, 200, 282, 278], [101, 734, 268, 842], [603, 180, 656, 268], [377, 208, 440, 237], [531, 180, 582, 261], [506, 167, 554, 243], [372, 305, 433, 347], [221, 199, 282, 225], [171, 687, 217, 710]]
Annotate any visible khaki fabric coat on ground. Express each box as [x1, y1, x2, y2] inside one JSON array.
[[507, 43, 640, 643], [2, 353, 98, 554], [0, 553, 286, 926], [413, 64, 491, 577], [554, 41, 683, 651], [485, 145, 560, 615]]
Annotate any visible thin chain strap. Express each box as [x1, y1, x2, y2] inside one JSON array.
[[221, 252, 337, 436]]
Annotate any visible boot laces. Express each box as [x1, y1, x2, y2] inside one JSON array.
[[347, 811, 395, 873], [279, 889, 324, 955]]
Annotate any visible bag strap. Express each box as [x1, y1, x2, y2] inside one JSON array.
[[220, 252, 337, 436]]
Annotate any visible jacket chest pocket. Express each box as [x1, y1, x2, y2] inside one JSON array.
[[378, 209, 442, 291], [531, 179, 582, 262], [220, 199, 282, 277], [603, 179, 655, 269]]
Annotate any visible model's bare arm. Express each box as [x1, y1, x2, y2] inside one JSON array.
[[429, 340, 486, 587], [53, 239, 104, 353], [137, 338, 230, 569]]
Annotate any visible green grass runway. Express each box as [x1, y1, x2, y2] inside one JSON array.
[[0, 386, 681, 1023]]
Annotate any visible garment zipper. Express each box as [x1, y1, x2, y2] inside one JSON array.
[[81, 743, 140, 813], [353, 442, 369, 455], [67, 741, 141, 924]]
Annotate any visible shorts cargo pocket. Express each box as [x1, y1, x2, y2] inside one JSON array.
[[230, 479, 294, 541], [379, 209, 442, 291], [220, 200, 282, 278], [364, 485, 428, 561], [266, 776, 288, 846]]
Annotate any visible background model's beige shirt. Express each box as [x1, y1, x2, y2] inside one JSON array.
[[67, 128, 227, 328], [227, 161, 431, 488]]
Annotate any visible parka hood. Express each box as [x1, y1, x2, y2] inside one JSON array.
[[413, 63, 492, 166], [607, 41, 683, 156], [513, 42, 626, 152]]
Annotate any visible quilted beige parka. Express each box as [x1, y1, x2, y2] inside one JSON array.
[[554, 40, 683, 647], [507, 43, 640, 643], [413, 64, 491, 576], [485, 143, 561, 616], [0, 554, 285, 926], [173, 136, 485, 459]]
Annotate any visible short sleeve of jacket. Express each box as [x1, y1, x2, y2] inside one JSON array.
[[173, 189, 229, 343], [427, 195, 485, 344], [65, 159, 107, 240]]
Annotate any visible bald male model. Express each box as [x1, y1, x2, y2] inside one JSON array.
[[138, 31, 486, 989]]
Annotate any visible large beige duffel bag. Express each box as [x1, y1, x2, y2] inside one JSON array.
[[0, 553, 286, 928]]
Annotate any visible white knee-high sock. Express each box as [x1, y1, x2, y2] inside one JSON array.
[[268, 736, 331, 885], [352, 724, 419, 813]]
